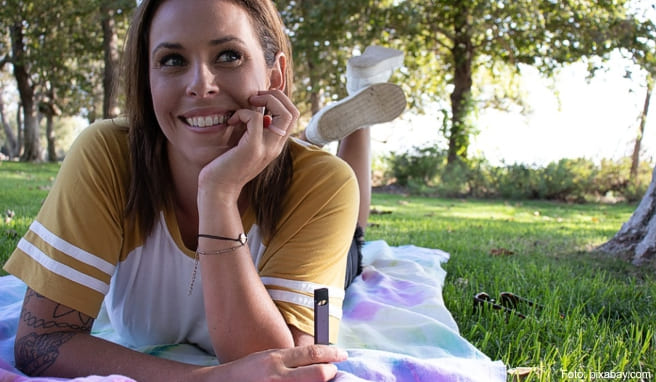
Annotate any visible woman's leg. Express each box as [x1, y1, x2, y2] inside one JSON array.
[[336, 127, 371, 231], [304, 46, 406, 230]]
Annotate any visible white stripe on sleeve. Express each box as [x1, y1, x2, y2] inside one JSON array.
[[29, 220, 115, 275], [17, 238, 110, 295], [267, 289, 342, 319], [260, 277, 345, 299]]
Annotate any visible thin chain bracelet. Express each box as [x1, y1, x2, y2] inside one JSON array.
[[187, 244, 244, 296]]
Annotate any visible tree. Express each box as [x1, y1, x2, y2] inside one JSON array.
[[0, 90, 18, 158], [277, 0, 374, 118], [11, 30, 39, 160], [99, 0, 133, 119], [598, 164, 656, 266], [0, 0, 132, 161], [1, 0, 84, 161], [630, 75, 652, 179], [598, 7, 656, 266], [379, 0, 649, 166]]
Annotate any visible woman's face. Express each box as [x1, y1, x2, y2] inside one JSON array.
[[148, 0, 281, 165]]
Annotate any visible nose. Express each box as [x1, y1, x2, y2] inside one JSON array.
[[186, 62, 219, 98]]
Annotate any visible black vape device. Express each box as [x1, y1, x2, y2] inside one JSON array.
[[313, 288, 329, 345]]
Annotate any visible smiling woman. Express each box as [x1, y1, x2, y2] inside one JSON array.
[[2, 0, 360, 381]]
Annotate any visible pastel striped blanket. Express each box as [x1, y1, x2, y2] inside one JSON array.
[[0, 240, 506, 381]]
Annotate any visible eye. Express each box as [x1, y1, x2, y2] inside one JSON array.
[[217, 50, 243, 64], [160, 54, 185, 67]]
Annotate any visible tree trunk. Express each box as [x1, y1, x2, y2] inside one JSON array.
[[0, 96, 18, 158], [630, 76, 652, 179], [40, 87, 60, 162], [447, 4, 474, 166], [45, 112, 56, 161], [307, 56, 322, 115], [102, 4, 121, 119], [10, 22, 41, 162], [16, 104, 23, 157], [598, 165, 656, 265]]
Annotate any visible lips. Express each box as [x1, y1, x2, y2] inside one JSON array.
[[183, 112, 234, 128]]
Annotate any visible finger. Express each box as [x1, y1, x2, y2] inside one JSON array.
[[227, 109, 264, 149], [250, 91, 298, 137], [285, 363, 339, 382], [246, 95, 285, 136], [258, 89, 299, 120], [281, 345, 348, 368], [227, 109, 263, 133]]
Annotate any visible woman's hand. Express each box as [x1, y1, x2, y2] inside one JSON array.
[[197, 89, 298, 203], [214, 345, 347, 382]]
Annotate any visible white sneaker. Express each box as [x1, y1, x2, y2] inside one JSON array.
[[305, 83, 407, 146], [346, 46, 404, 95]]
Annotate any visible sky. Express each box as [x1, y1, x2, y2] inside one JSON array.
[[366, 53, 655, 167]]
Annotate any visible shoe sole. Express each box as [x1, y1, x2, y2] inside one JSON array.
[[316, 83, 406, 142]]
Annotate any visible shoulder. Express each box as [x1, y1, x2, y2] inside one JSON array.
[[64, 117, 130, 174], [56, 117, 131, 201], [288, 138, 356, 186], [73, 117, 129, 153], [279, 138, 359, 223]]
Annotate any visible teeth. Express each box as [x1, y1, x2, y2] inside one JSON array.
[[186, 113, 231, 128]]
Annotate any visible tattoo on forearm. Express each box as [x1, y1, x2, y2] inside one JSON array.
[[15, 289, 93, 375], [15, 332, 75, 376]]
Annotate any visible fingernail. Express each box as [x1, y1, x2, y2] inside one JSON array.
[[263, 115, 272, 128]]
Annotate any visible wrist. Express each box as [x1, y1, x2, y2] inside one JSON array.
[[197, 186, 239, 209], [197, 168, 244, 203]]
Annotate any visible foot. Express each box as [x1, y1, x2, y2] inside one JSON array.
[[346, 46, 404, 95], [304, 83, 406, 146]]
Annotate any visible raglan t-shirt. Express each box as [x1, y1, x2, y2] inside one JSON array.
[[4, 118, 359, 353]]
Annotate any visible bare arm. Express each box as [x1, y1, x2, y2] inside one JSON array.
[[197, 197, 295, 362], [196, 90, 301, 362], [14, 288, 344, 382], [14, 288, 209, 381]]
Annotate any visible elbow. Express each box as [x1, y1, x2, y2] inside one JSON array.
[[14, 332, 75, 376], [214, 328, 295, 364]]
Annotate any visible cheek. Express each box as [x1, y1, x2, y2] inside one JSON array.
[[149, 75, 176, 117]]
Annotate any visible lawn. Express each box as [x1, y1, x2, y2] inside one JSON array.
[[1, 161, 654, 381]]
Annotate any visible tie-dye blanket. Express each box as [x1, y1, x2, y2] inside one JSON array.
[[0, 240, 506, 381]]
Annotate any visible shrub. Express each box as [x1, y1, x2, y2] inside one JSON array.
[[385, 145, 445, 188], [537, 158, 596, 202], [381, 147, 653, 203], [496, 163, 539, 200]]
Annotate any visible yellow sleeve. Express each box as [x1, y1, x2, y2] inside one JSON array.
[[3, 119, 131, 318], [257, 141, 359, 343]]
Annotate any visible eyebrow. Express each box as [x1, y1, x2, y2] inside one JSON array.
[[151, 36, 246, 55]]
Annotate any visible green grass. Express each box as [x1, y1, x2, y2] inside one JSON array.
[[367, 194, 655, 381], [1, 162, 655, 381], [1, 161, 60, 265]]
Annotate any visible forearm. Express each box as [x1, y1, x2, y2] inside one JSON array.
[[198, 196, 293, 362], [15, 331, 213, 382]]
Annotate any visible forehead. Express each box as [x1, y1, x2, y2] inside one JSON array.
[[149, 0, 258, 47]]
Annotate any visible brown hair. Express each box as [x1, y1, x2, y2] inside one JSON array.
[[123, 0, 294, 239]]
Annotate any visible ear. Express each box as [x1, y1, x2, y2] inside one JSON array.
[[268, 52, 286, 91]]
